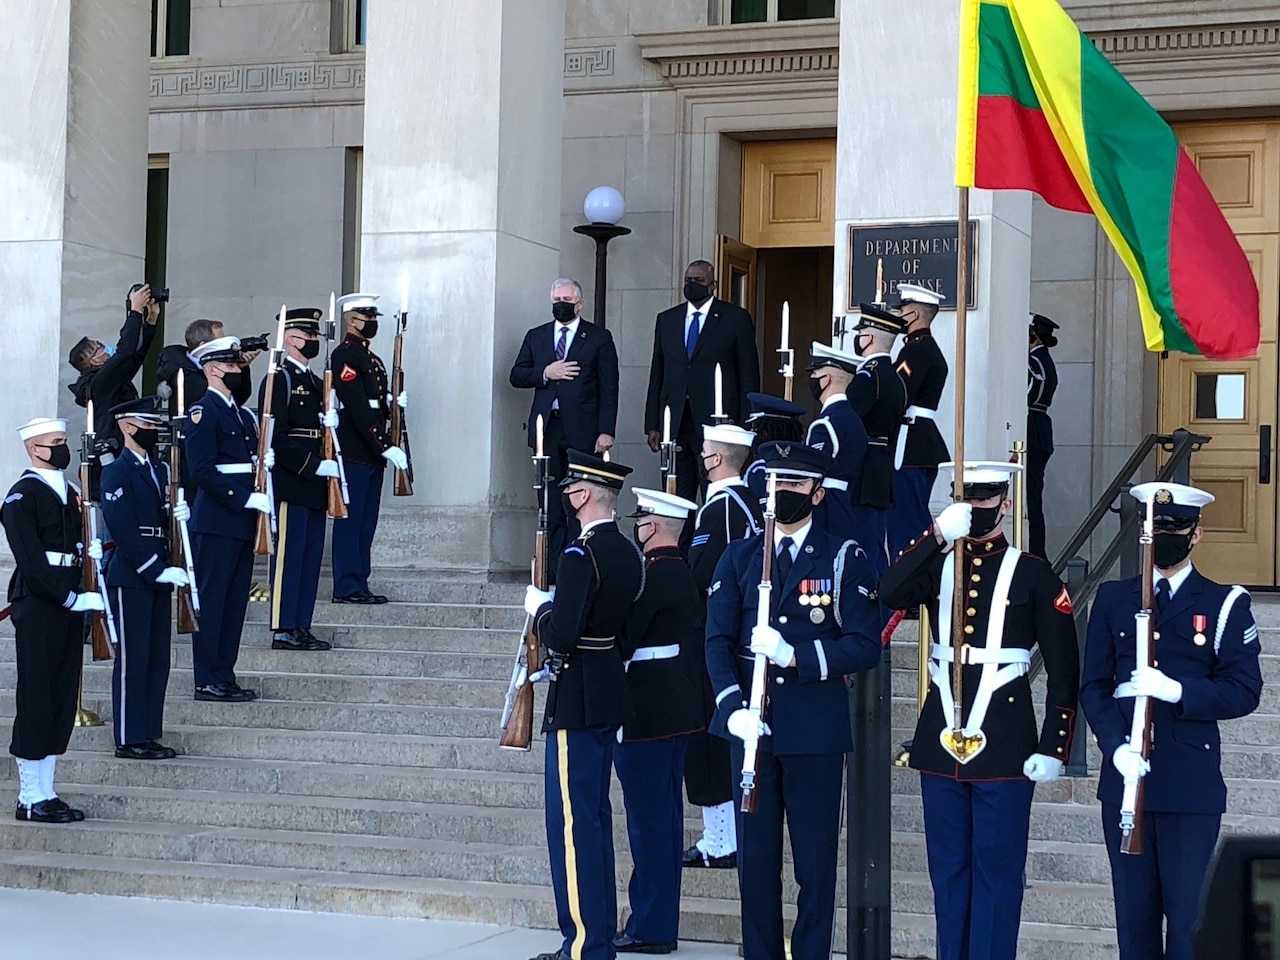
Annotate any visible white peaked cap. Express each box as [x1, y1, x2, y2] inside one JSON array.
[[940, 460, 1026, 485], [17, 418, 67, 442], [337, 293, 382, 314], [898, 283, 944, 306], [630, 488, 699, 519], [1130, 482, 1214, 511], [190, 336, 242, 366], [703, 424, 756, 448]]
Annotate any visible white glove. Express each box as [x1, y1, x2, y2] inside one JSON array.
[[726, 709, 771, 742], [935, 503, 974, 546], [172, 500, 190, 523], [524, 584, 553, 616], [71, 592, 106, 613], [315, 459, 340, 479], [156, 567, 190, 588], [264, 449, 276, 470], [396, 390, 408, 410], [87, 538, 103, 561], [1022, 753, 1064, 783], [750, 624, 795, 668], [1112, 743, 1151, 780], [245, 492, 273, 514], [1129, 666, 1183, 704], [319, 409, 339, 430], [382, 446, 409, 471]]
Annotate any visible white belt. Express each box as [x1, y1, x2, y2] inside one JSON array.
[[822, 478, 849, 492], [931, 643, 1031, 666], [368, 399, 380, 408], [625, 644, 680, 671], [216, 464, 254, 475], [45, 552, 77, 567], [895, 405, 938, 470]]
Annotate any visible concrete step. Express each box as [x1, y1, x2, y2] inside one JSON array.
[[243, 600, 526, 631]]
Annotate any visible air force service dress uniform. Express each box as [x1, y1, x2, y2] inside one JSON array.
[[889, 284, 949, 560], [185, 338, 261, 699], [686, 424, 762, 868], [331, 293, 393, 603], [614, 489, 706, 953], [805, 342, 869, 545], [261, 309, 332, 651], [705, 442, 882, 960], [848, 304, 908, 578], [1081, 484, 1262, 960], [99, 400, 176, 753], [878, 463, 1079, 960], [528, 451, 643, 960], [1027, 315, 1059, 558], [743, 393, 806, 510]]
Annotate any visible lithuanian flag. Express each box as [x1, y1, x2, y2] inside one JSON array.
[[955, 0, 1260, 360]]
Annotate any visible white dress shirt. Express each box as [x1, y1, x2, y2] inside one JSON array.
[[685, 298, 713, 345]]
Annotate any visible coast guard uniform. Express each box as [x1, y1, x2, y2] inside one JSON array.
[[804, 342, 868, 545], [185, 337, 262, 701], [526, 451, 643, 960], [848, 303, 907, 578], [742, 393, 806, 510], [1081, 483, 1262, 960], [705, 442, 881, 960], [879, 462, 1079, 960], [889, 284, 949, 560], [686, 424, 761, 869], [1027, 315, 1059, 558], [614, 489, 705, 953]]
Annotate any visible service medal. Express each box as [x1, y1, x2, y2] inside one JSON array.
[[1193, 613, 1208, 647], [798, 580, 811, 605], [810, 607, 825, 624]]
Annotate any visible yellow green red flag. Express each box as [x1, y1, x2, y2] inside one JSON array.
[[955, 0, 1260, 359]]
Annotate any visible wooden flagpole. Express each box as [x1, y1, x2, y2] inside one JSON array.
[[950, 187, 970, 738]]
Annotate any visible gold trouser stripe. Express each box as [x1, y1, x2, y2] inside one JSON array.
[[557, 729, 587, 960], [270, 501, 288, 630]]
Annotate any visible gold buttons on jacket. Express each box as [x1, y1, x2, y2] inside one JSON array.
[[973, 558, 983, 568], [966, 607, 977, 617], [971, 575, 981, 583], [964, 625, 975, 635], [969, 590, 979, 599]]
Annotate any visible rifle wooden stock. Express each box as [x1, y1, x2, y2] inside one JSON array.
[[323, 370, 349, 519], [169, 424, 199, 634], [499, 507, 548, 752], [254, 358, 278, 557], [80, 462, 114, 662], [1120, 524, 1157, 856], [390, 327, 413, 497], [740, 481, 776, 814]]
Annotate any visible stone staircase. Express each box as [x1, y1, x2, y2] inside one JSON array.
[[1, 571, 1277, 959]]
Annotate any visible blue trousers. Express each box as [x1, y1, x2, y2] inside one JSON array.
[[331, 461, 383, 598], [614, 736, 688, 945], [920, 774, 1036, 960], [1101, 803, 1221, 960], [888, 467, 937, 562], [850, 505, 888, 580], [270, 500, 326, 631], [729, 742, 845, 960], [546, 726, 619, 960], [190, 533, 254, 687], [110, 586, 171, 747]]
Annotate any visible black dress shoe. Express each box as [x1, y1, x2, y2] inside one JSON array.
[[272, 629, 332, 651], [527, 953, 571, 960], [43, 798, 85, 821], [145, 740, 179, 759], [299, 628, 333, 649], [15, 800, 75, 824], [195, 684, 252, 702], [115, 743, 170, 761], [227, 682, 258, 701], [681, 844, 736, 869], [615, 934, 678, 954], [333, 593, 378, 605]]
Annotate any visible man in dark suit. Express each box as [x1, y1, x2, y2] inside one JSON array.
[[644, 260, 760, 503], [509, 279, 619, 563]]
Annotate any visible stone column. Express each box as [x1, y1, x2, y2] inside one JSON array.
[[360, 0, 566, 571], [835, 0, 1032, 503], [0, 0, 149, 474]]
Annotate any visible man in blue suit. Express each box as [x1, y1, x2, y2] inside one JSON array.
[[1082, 482, 1263, 960], [185, 337, 274, 703], [100, 398, 188, 760], [705, 441, 881, 960], [804, 342, 868, 545], [509, 278, 620, 565]]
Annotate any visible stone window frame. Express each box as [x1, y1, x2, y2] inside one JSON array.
[[717, 0, 840, 27], [151, 0, 190, 59]]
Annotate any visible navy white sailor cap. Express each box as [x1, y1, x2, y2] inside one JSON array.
[[897, 283, 944, 307], [337, 293, 382, 316], [17, 418, 67, 442], [191, 336, 242, 366], [628, 488, 699, 520], [1130, 482, 1213, 526], [806, 341, 860, 374], [703, 423, 756, 448]]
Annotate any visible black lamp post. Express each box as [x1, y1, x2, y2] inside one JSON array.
[[572, 186, 630, 329]]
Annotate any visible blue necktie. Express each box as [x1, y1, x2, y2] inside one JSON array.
[[556, 326, 569, 361], [776, 537, 794, 588], [1155, 578, 1170, 615], [686, 312, 701, 358]]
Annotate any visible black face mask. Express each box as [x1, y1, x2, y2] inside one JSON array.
[[969, 504, 1004, 539], [1153, 530, 1195, 569], [684, 280, 711, 304], [808, 375, 826, 402], [854, 333, 874, 357], [360, 319, 379, 339], [696, 455, 714, 484], [131, 428, 160, 454], [219, 370, 244, 395], [36, 442, 71, 471], [633, 521, 655, 549], [560, 491, 580, 520], [300, 339, 321, 360], [774, 489, 816, 525], [551, 302, 577, 324]]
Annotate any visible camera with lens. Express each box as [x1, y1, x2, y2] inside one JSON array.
[[239, 334, 271, 353], [151, 287, 171, 303], [80, 435, 119, 464]]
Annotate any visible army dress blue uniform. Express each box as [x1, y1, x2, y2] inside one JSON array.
[[879, 467, 1079, 960], [1026, 315, 1059, 558], [261, 316, 332, 649], [705, 442, 881, 960], [185, 360, 261, 696], [100, 445, 174, 749], [1081, 484, 1262, 960], [529, 451, 642, 960], [614, 491, 705, 951]]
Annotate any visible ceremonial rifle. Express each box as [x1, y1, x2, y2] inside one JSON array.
[[659, 406, 678, 495], [80, 400, 116, 661], [171, 373, 200, 634], [253, 310, 286, 556], [778, 301, 794, 403], [1120, 492, 1157, 854], [740, 472, 777, 813], [323, 293, 350, 519], [390, 299, 414, 497], [500, 415, 549, 751]]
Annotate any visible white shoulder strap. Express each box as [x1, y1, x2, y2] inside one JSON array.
[[1215, 585, 1248, 655]]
